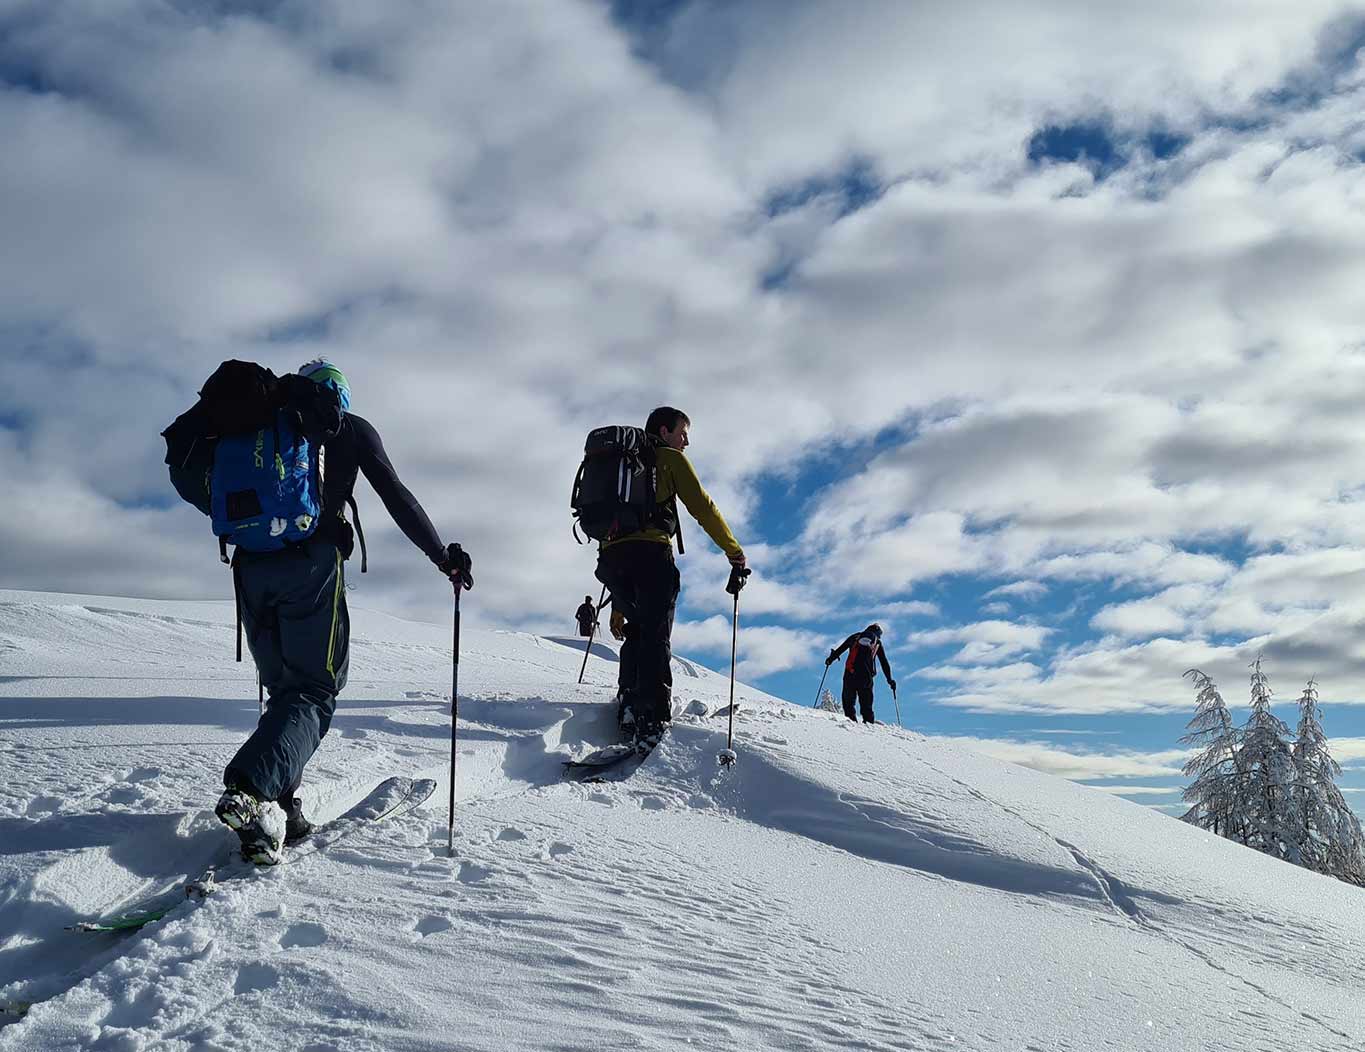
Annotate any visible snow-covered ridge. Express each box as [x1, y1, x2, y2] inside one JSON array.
[[0, 590, 1362, 1050]]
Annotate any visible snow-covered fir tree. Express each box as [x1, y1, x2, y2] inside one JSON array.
[[1179, 669, 1243, 840], [818, 688, 840, 713], [1291, 679, 1365, 884], [1180, 659, 1365, 885], [1235, 658, 1300, 863]]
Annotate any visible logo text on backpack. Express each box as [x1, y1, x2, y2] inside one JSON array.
[[253, 430, 265, 470]]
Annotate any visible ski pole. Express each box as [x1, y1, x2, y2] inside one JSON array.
[[577, 583, 609, 685], [892, 683, 902, 728], [445, 544, 473, 858], [447, 580, 462, 857], [812, 663, 830, 708], [719, 567, 750, 768], [258, 671, 265, 716]]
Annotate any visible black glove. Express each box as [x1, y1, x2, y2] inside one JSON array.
[[725, 566, 751, 596], [888, 678, 897, 693], [826, 650, 837, 667], [439, 542, 473, 590]]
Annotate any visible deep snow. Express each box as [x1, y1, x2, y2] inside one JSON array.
[[0, 588, 1362, 1051]]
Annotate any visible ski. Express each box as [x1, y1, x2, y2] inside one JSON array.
[[564, 735, 664, 782], [562, 742, 640, 771], [563, 700, 738, 782], [68, 776, 437, 934]]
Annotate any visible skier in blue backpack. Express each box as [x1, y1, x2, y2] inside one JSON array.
[[163, 358, 471, 864], [826, 624, 895, 724]]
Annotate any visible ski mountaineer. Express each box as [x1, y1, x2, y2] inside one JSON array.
[[163, 359, 471, 865], [826, 624, 896, 724], [595, 406, 746, 748], [576, 595, 597, 637]]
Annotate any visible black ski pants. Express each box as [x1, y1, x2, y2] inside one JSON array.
[[224, 540, 349, 804], [595, 540, 678, 729], [842, 676, 875, 724]]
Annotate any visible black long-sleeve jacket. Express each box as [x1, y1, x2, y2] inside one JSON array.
[[830, 631, 893, 685], [318, 414, 444, 566]]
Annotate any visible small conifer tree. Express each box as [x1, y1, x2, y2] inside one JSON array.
[[1179, 669, 1243, 839]]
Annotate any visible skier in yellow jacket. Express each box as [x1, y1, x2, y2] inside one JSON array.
[[596, 406, 747, 744]]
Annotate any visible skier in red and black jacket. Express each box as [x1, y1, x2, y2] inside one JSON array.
[[826, 624, 895, 724]]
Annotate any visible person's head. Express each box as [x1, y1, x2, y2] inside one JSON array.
[[585, 595, 592, 603], [298, 358, 351, 412], [866, 623, 883, 638], [645, 406, 690, 450]]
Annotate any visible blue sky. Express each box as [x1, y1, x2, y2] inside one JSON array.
[[6, 0, 1365, 818]]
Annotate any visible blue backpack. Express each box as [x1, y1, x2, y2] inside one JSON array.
[[209, 413, 321, 553], [163, 361, 342, 558]]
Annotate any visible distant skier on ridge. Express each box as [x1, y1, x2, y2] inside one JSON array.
[[826, 624, 895, 724], [576, 595, 598, 637], [162, 358, 471, 864]]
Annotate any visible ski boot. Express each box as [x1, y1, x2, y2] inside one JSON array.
[[215, 788, 286, 865], [282, 796, 314, 846], [633, 717, 668, 754], [616, 693, 636, 735]]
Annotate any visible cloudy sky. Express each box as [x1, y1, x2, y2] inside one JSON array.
[[6, 0, 1365, 812]]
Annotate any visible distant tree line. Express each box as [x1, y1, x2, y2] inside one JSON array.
[[1180, 658, 1365, 885]]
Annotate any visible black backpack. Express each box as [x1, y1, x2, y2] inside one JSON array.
[[570, 426, 680, 547], [198, 359, 281, 436]]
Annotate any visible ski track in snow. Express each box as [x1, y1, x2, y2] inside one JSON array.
[[912, 756, 1359, 1044], [1, 590, 1363, 1050]]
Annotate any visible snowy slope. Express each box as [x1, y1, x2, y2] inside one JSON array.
[[1, 589, 1362, 1051]]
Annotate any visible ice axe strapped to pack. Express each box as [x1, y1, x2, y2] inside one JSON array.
[[570, 425, 682, 551]]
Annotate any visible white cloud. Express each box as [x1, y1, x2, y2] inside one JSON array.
[[936, 735, 1190, 780], [1082, 785, 1186, 797], [908, 620, 1053, 666], [673, 616, 824, 679], [663, 0, 1348, 189], [1091, 584, 1212, 640], [985, 581, 1048, 601], [5, 0, 1365, 702], [915, 637, 1241, 715]]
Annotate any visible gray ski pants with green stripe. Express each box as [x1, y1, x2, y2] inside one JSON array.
[[224, 540, 349, 804]]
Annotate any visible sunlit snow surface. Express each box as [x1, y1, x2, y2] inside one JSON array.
[[0, 589, 1362, 1051]]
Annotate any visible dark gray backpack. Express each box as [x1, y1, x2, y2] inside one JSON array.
[[570, 426, 679, 545]]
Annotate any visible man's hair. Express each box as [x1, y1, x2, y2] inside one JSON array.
[[645, 406, 690, 438]]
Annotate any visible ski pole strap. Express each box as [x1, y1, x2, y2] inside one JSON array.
[[347, 495, 368, 573]]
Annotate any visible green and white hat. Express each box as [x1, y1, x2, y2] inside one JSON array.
[[298, 358, 350, 412]]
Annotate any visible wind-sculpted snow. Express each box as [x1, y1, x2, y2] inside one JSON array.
[[1, 590, 1363, 1050]]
